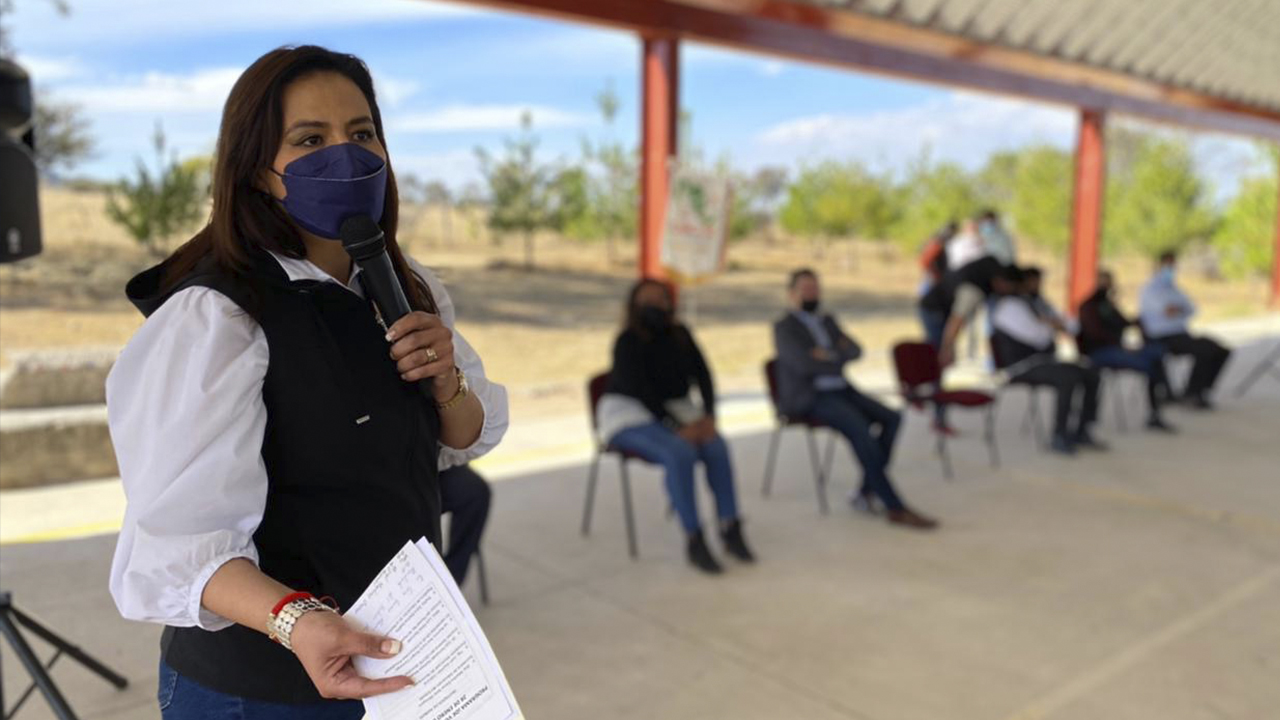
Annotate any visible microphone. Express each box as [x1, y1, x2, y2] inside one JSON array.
[[340, 215, 441, 404], [340, 215, 411, 327]]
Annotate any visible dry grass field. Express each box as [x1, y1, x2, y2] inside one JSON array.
[[2, 186, 1272, 420]]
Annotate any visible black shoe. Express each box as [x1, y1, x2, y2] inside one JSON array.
[[1049, 433, 1077, 456], [1146, 416, 1177, 433], [686, 531, 724, 575], [1072, 429, 1109, 451], [719, 519, 756, 563], [1188, 393, 1214, 410]]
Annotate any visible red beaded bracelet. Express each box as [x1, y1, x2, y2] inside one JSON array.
[[271, 591, 314, 617]]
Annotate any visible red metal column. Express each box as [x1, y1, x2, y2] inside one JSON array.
[[640, 34, 678, 280], [1068, 109, 1106, 313], [1271, 177, 1280, 308]]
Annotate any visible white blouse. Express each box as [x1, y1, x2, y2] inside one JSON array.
[[106, 252, 508, 631]]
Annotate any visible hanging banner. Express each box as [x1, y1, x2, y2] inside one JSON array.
[[660, 162, 730, 285]]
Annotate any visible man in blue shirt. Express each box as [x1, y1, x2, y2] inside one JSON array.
[[1138, 251, 1232, 409]]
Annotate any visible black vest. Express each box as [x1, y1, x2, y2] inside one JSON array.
[[991, 296, 1055, 371], [126, 249, 442, 704]]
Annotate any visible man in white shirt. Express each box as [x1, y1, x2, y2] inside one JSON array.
[[990, 266, 1104, 455], [1138, 250, 1232, 409]]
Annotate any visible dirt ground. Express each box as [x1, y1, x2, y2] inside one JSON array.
[[2, 186, 1273, 420]]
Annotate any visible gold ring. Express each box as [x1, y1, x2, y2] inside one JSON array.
[[425, 347, 439, 364]]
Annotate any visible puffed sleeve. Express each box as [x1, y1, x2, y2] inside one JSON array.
[[407, 258, 509, 469], [106, 286, 270, 630]]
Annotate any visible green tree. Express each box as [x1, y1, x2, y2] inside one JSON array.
[[975, 150, 1019, 210], [1009, 145, 1072, 251], [1213, 144, 1279, 278], [889, 153, 980, 250], [475, 111, 554, 269], [32, 98, 96, 179], [105, 122, 205, 257], [578, 82, 638, 261], [1104, 135, 1216, 256]]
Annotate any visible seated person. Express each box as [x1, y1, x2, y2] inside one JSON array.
[[1078, 270, 1174, 431], [774, 269, 937, 530], [918, 254, 1006, 433], [990, 266, 1105, 455], [439, 464, 492, 586], [597, 279, 755, 575], [1139, 250, 1232, 409]]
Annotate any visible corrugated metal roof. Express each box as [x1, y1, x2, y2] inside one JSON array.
[[796, 0, 1280, 113]]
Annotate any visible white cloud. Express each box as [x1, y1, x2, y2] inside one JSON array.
[[389, 104, 594, 133], [52, 68, 244, 114], [391, 148, 480, 188], [753, 90, 1077, 172], [14, 53, 86, 82], [12, 0, 480, 47], [372, 74, 421, 109], [759, 60, 787, 78]]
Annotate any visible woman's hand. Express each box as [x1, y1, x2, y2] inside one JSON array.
[[387, 312, 457, 402], [290, 610, 413, 700]]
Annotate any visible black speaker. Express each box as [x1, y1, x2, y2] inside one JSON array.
[[1, 57, 42, 264]]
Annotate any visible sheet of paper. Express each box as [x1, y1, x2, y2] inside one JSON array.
[[344, 538, 523, 720]]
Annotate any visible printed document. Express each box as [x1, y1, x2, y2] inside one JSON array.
[[345, 538, 523, 720]]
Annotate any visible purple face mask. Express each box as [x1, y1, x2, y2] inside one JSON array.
[[272, 143, 387, 240]]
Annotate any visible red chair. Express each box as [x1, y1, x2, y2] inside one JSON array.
[[760, 359, 837, 514], [582, 371, 654, 559], [892, 342, 998, 479]]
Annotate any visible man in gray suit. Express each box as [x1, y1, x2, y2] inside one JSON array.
[[773, 269, 937, 529]]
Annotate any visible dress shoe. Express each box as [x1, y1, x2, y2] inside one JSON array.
[[887, 508, 939, 530]]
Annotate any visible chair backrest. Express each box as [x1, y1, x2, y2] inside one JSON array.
[[587, 371, 611, 430], [762, 359, 782, 410], [892, 342, 942, 396]]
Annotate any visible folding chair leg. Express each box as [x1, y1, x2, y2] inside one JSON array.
[[937, 430, 953, 480], [1111, 373, 1128, 433], [804, 429, 829, 515], [822, 432, 837, 480], [1028, 390, 1047, 448], [475, 548, 490, 606], [761, 427, 783, 497], [985, 403, 1000, 468], [619, 459, 639, 559], [581, 452, 602, 536]]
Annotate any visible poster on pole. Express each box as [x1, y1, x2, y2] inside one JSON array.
[[660, 162, 730, 286]]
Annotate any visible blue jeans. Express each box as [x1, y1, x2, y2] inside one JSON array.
[[158, 660, 363, 720], [808, 388, 906, 512], [1089, 344, 1169, 416], [610, 422, 740, 533]]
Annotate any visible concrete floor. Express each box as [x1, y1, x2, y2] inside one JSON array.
[[2, 338, 1279, 720]]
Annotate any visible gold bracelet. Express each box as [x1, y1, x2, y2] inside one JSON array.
[[437, 367, 469, 410], [267, 597, 334, 651]]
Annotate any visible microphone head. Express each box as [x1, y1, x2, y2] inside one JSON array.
[[339, 215, 386, 261]]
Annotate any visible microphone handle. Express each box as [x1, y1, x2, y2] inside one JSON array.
[[356, 251, 438, 405]]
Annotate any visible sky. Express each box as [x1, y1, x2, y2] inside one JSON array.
[[8, 0, 1271, 201]]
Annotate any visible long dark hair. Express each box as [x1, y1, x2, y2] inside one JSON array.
[[623, 278, 684, 340], [160, 45, 435, 312]]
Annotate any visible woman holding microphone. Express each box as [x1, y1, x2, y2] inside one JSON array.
[[106, 45, 507, 718]]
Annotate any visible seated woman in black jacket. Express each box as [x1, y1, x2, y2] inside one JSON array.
[[597, 279, 755, 574]]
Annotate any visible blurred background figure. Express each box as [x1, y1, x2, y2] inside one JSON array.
[[1139, 251, 1233, 409], [774, 269, 938, 529], [596, 280, 755, 575], [439, 464, 492, 586], [990, 266, 1104, 455], [1078, 270, 1175, 432]]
